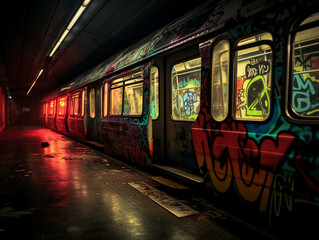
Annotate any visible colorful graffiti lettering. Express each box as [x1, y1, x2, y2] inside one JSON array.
[[183, 91, 198, 116], [192, 115, 296, 212], [292, 74, 319, 116], [245, 61, 270, 78], [270, 171, 294, 218], [236, 59, 271, 119], [172, 65, 201, 120], [232, 20, 252, 38], [246, 75, 270, 116]]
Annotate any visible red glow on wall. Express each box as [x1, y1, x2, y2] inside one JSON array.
[[0, 86, 5, 132]]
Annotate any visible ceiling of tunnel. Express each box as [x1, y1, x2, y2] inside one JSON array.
[[0, 0, 212, 102]]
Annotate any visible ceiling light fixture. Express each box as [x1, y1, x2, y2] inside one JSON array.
[[26, 69, 44, 95], [26, 0, 91, 96], [49, 0, 91, 57]]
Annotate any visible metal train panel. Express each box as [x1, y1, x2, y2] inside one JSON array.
[[101, 62, 152, 168]]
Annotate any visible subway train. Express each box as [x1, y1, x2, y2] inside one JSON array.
[[40, 0, 319, 229]]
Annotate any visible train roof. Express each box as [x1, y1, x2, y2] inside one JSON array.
[[43, 0, 272, 101]]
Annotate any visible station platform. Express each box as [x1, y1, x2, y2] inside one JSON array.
[[0, 126, 274, 240]]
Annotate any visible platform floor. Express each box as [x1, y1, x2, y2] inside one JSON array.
[[0, 126, 274, 240]]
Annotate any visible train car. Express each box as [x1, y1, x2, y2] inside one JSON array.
[[56, 94, 69, 135], [46, 98, 57, 130], [67, 88, 86, 142], [39, 101, 47, 126], [41, 0, 319, 232]]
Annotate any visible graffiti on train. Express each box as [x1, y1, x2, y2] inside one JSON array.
[[192, 115, 297, 212], [183, 91, 198, 116], [172, 73, 201, 121], [245, 61, 270, 78], [292, 74, 319, 115], [236, 75, 271, 118], [293, 55, 319, 116]]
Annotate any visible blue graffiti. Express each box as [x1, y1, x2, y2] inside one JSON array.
[[292, 74, 319, 115], [232, 20, 252, 38], [178, 76, 200, 89], [183, 91, 198, 116]]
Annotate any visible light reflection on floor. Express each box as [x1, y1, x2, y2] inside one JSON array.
[[0, 126, 249, 240]]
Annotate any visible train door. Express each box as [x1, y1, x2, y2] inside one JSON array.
[[150, 59, 164, 162], [152, 46, 201, 172], [87, 81, 102, 143]]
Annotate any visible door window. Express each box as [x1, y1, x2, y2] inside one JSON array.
[[49, 100, 56, 115], [150, 66, 159, 120], [89, 88, 96, 118], [233, 32, 273, 121], [110, 71, 143, 116], [211, 39, 230, 121], [70, 92, 81, 117], [171, 57, 201, 121], [103, 83, 108, 117], [58, 97, 66, 116], [290, 12, 319, 117]]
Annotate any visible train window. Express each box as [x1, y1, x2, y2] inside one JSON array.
[[110, 71, 143, 116], [89, 88, 96, 118], [49, 100, 56, 115], [124, 79, 143, 115], [42, 103, 46, 115], [70, 99, 74, 115], [211, 39, 230, 121], [233, 32, 273, 121], [290, 12, 319, 118], [111, 79, 123, 115], [81, 90, 85, 117], [171, 57, 201, 121], [70, 92, 81, 117], [150, 66, 159, 120], [103, 82, 108, 117], [58, 97, 66, 116]]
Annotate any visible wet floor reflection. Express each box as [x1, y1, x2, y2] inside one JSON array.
[[0, 127, 242, 240], [108, 194, 145, 238], [4, 126, 155, 238]]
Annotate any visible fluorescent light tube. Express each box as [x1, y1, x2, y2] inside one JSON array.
[[67, 6, 85, 30], [26, 69, 44, 95], [49, 0, 91, 57]]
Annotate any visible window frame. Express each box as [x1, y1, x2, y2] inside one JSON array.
[[69, 91, 82, 118], [232, 32, 274, 122], [48, 99, 56, 116], [211, 37, 230, 122], [81, 89, 85, 117], [57, 96, 67, 117], [150, 65, 160, 121], [89, 88, 96, 119], [110, 70, 144, 117], [286, 13, 319, 123], [103, 81, 108, 117], [170, 56, 202, 122]]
